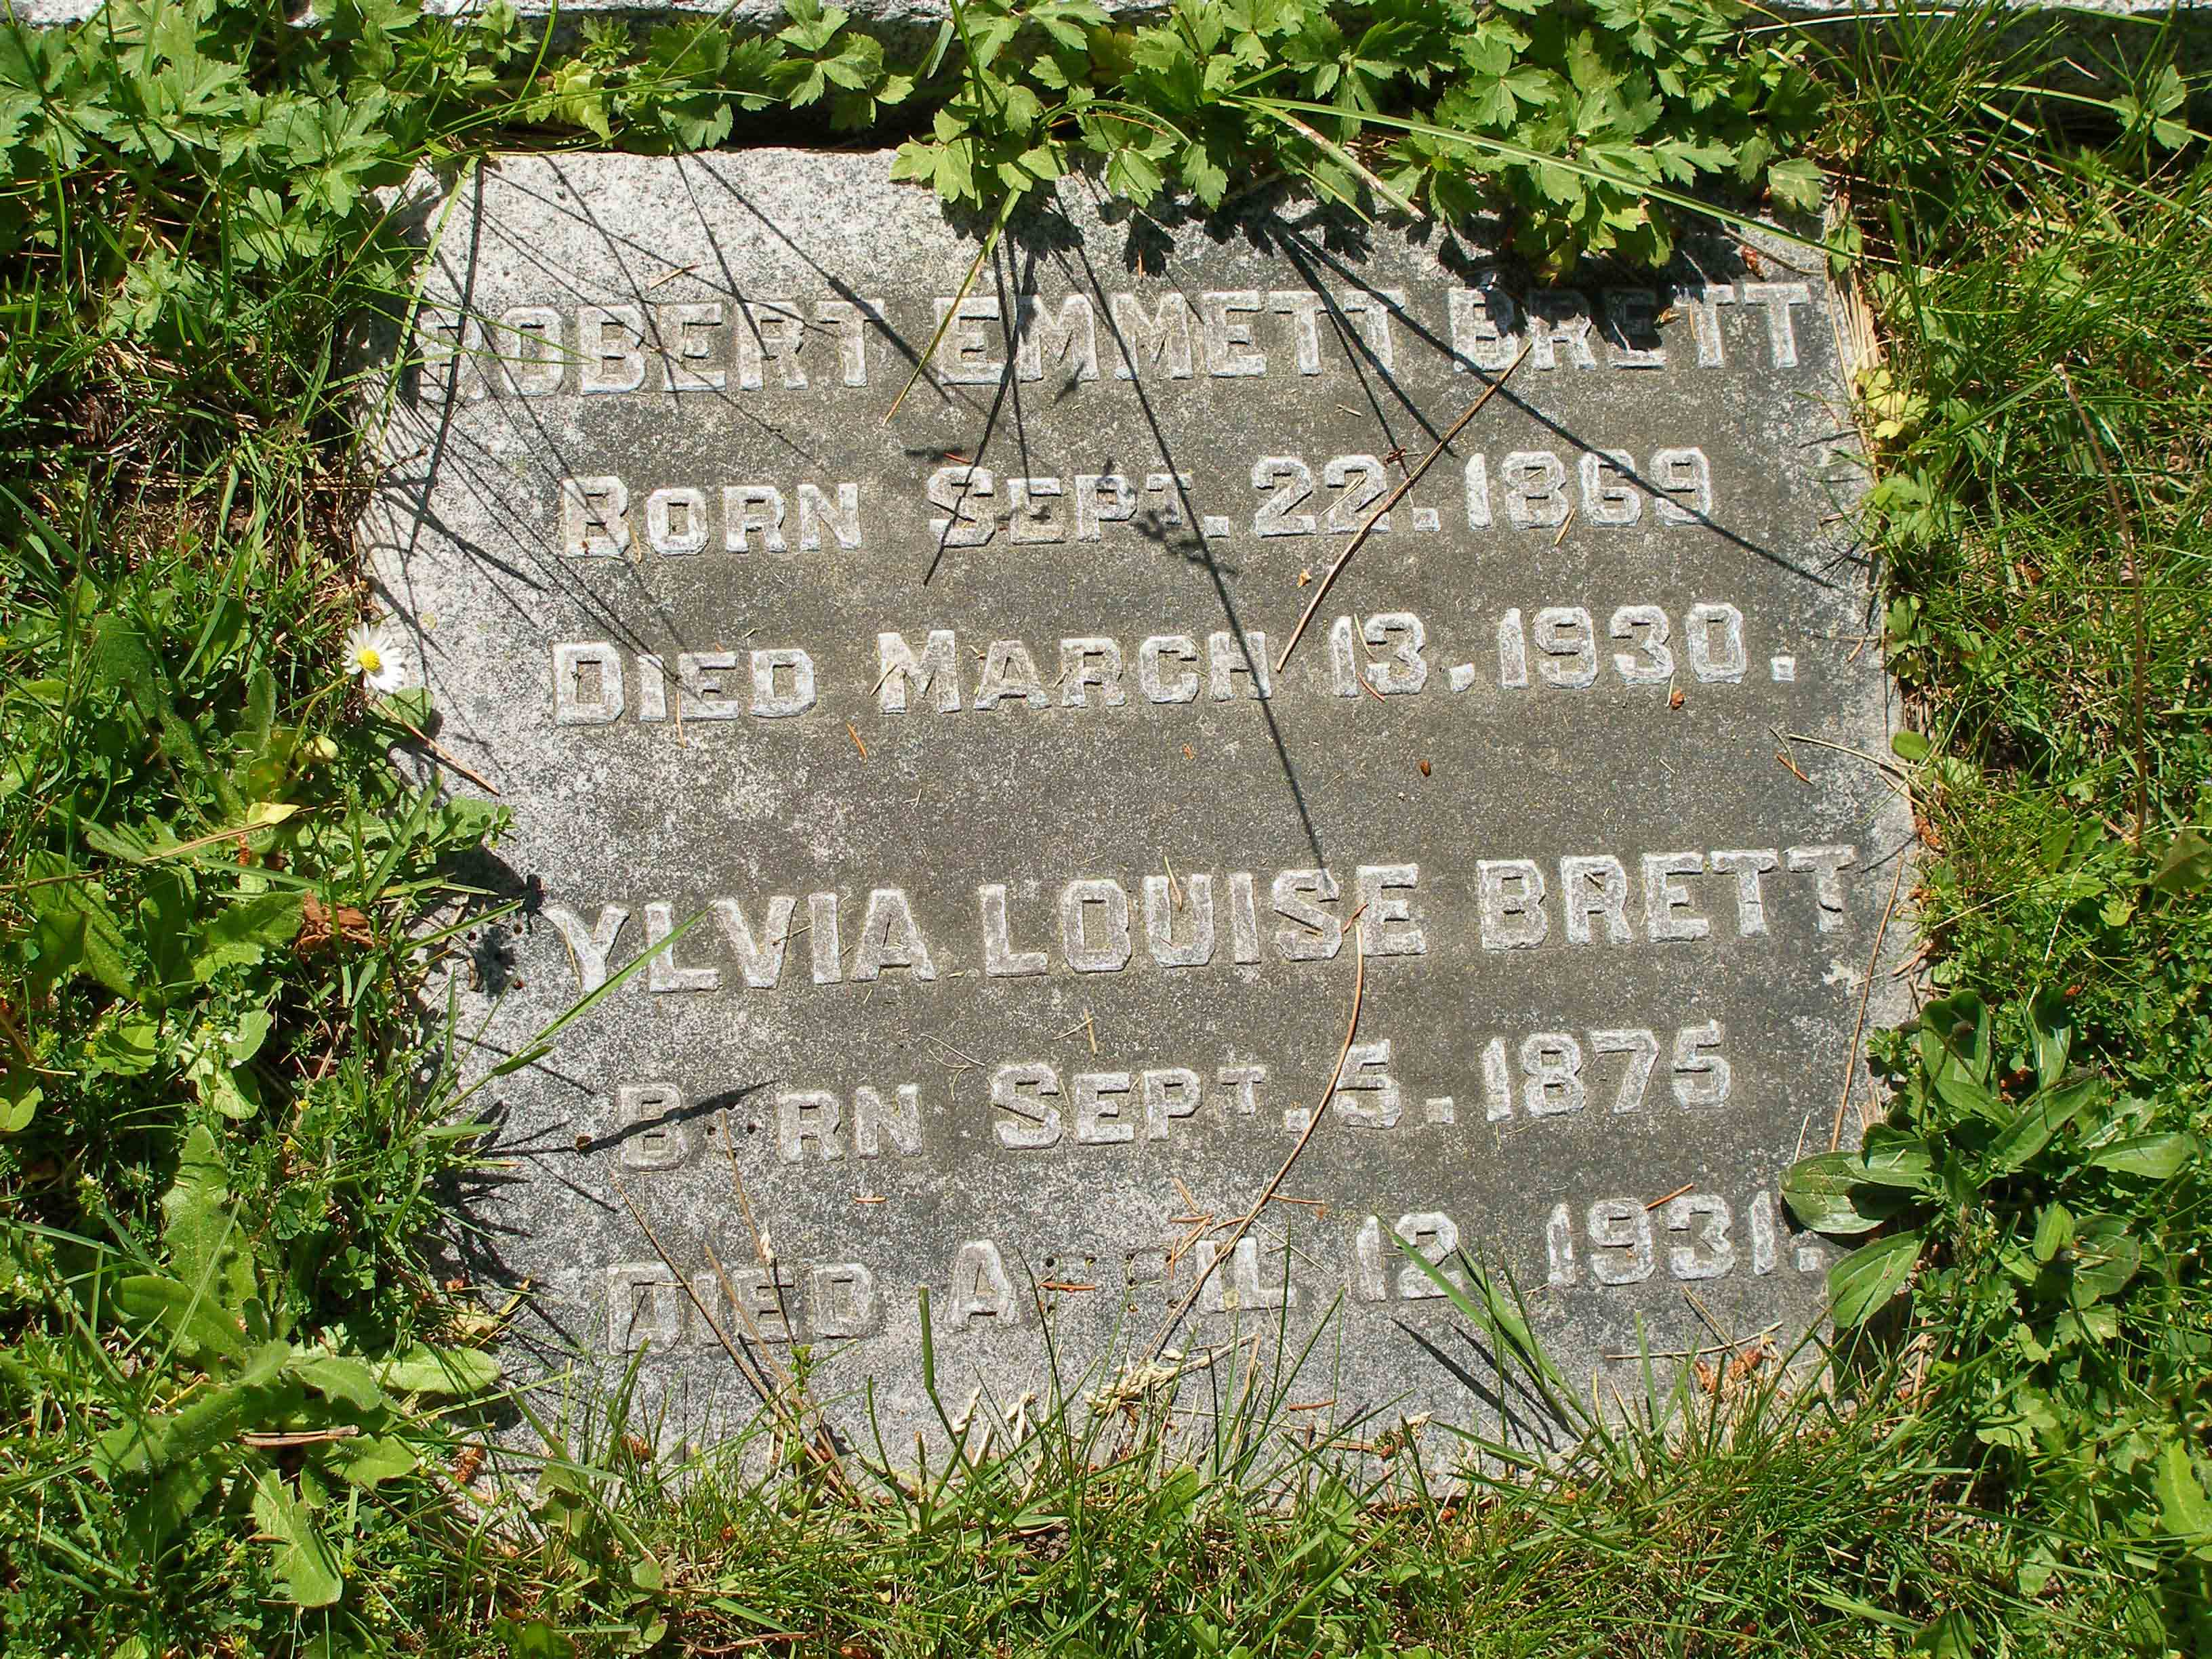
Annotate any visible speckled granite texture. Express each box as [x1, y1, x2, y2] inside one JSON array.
[[358, 150, 1916, 1460]]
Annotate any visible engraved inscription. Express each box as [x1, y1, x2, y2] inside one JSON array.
[[385, 155, 1902, 1445]]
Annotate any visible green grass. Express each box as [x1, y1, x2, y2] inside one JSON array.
[[3, 0, 2211, 1654]]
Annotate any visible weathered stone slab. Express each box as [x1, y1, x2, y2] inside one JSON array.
[[364, 150, 1911, 1460]]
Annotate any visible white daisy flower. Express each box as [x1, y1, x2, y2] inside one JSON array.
[[345, 621, 405, 694]]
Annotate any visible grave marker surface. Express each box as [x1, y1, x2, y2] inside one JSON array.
[[366, 150, 1910, 1454]]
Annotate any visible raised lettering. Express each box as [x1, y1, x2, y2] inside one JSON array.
[[1786, 844, 1857, 931], [1199, 290, 1266, 377], [1143, 874, 1215, 968], [1138, 635, 1200, 704], [663, 302, 726, 391], [737, 300, 808, 389], [852, 888, 936, 981], [1061, 879, 1133, 973], [796, 483, 861, 551], [1143, 1067, 1202, 1139], [975, 638, 1049, 710], [1642, 852, 1711, 943], [1560, 855, 1631, 945], [1271, 869, 1343, 961], [778, 1090, 843, 1162], [1354, 864, 1425, 957], [1478, 859, 1547, 950], [712, 895, 796, 988], [750, 647, 815, 718], [854, 1084, 922, 1157], [579, 305, 646, 393], [979, 884, 1047, 978], [560, 476, 632, 559], [552, 641, 624, 724], [930, 295, 1003, 384], [616, 1082, 689, 1170], [1059, 637, 1126, 708], [991, 1062, 1063, 1150], [1109, 293, 1194, 380], [1074, 1071, 1136, 1144], [1207, 630, 1271, 701], [811, 1261, 881, 1336], [722, 485, 787, 553], [545, 903, 629, 994], [1015, 293, 1099, 383], [878, 630, 961, 714], [646, 901, 718, 994], [1709, 848, 1779, 937]]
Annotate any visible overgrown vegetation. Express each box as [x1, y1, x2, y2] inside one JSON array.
[[2, 0, 2209, 1653], [1771, 15, 2212, 1642]]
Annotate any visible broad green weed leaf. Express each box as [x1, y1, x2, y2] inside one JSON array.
[[96, 1342, 291, 1477], [89, 610, 161, 706], [85, 1012, 162, 1076], [1912, 1610, 1975, 1659], [2068, 1216, 2143, 1305], [122, 1458, 224, 1559], [1920, 992, 1991, 1079], [29, 866, 138, 998], [195, 1059, 262, 1121], [2155, 1440, 2212, 1551], [2027, 986, 2072, 1088], [1766, 155, 1822, 211], [1859, 1124, 1938, 1187], [243, 665, 276, 754], [1782, 1154, 1890, 1234], [1827, 1230, 1923, 1326], [251, 1467, 344, 1607], [1982, 1078, 2101, 1177], [1782, 1151, 1925, 1235], [374, 1344, 499, 1397], [25, 906, 88, 998], [162, 1124, 256, 1309], [2031, 1202, 2075, 1263], [117, 1273, 247, 1360], [194, 890, 304, 979], [227, 1008, 272, 1065], [2151, 827, 2212, 895], [1929, 1058, 2001, 1123], [2085, 1133, 2191, 1180], [0, 1065, 39, 1134], [337, 1434, 419, 1488], [83, 819, 159, 861], [140, 868, 198, 1000], [287, 1351, 388, 1411], [489, 1619, 573, 1659]]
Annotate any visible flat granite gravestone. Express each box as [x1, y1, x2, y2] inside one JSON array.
[[364, 149, 1912, 1461]]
